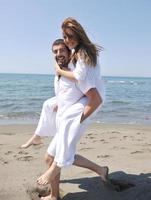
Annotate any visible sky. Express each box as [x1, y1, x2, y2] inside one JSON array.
[[0, 0, 151, 77]]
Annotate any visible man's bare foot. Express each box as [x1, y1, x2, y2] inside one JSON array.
[[37, 163, 60, 185], [97, 166, 109, 183], [21, 135, 42, 148], [41, 195, 57, 200]]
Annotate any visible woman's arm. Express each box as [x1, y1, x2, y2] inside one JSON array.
[[55, 64, 77, 82], [80, 88, 102, 123], [55, 59, 87, 82]]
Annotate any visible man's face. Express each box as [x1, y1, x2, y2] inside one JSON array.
[[52, 44, 70, 67]]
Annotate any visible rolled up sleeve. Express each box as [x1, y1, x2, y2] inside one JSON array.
[[73, 59, 87, 81], [77, 67, 96, 94]]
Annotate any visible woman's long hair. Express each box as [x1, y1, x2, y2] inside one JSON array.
[[62, 17, 103, 67]]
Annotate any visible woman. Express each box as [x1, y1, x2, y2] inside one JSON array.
[[37, 18, 108, 200]]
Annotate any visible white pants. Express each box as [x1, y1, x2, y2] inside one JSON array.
[[35, 96, 102, 168], [35, 96, 57, 137], [47, 97, 102, 167]]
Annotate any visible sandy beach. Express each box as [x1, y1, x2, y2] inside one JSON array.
[[0, 123, 151, 200]]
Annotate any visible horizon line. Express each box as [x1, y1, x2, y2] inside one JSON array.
[[0, 72, 151, 78]]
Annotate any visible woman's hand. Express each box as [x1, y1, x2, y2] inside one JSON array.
[[55, 63, 61, 76], [55, 63, 77, 82]]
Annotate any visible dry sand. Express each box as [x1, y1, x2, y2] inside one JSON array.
[[0, 123, 151, 200]]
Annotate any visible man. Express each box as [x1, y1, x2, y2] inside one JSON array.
[[21, 39, 71, 149], [34, 39, 108, 200]]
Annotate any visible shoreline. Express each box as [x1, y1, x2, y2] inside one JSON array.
[[0, 123, 151, 200], [0, 121, 151, 127]]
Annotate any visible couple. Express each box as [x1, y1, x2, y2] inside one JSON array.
[[22, 17, 108, 200]]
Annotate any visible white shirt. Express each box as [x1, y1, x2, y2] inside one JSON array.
[[73, 58, 105, 103], [54, 63, 84, 116]]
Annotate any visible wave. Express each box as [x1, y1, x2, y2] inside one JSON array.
[[0, 112, 40, 119], [106, 80, 146, 85], [107, 80, 126, 83], [0, 103, 14, 108], [110, 100, 130, 104]]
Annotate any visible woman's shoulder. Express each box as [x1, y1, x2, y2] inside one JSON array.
[[76, 57, 89, 68], [68, 62, 75, 71]]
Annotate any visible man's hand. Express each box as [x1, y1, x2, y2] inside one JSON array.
[[80, 88, 102, 123], [53, 105, 58, 112]]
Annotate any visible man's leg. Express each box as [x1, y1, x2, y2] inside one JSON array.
[[40, 154, 60, 200], [73, 154, 108, 182], [37, 160, 61, 186], [37, 153, 109, 186]]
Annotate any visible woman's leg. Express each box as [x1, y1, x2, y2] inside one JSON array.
[[21, 134, 42, 148], [21, 97, 57, 149]]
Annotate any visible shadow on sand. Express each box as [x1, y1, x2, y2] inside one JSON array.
[[26, 171, 151, 200]]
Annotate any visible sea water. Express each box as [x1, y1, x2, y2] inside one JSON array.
[[0, 73, 150, 125]]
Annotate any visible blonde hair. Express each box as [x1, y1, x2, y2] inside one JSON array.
[[62, 17, 103, 67]]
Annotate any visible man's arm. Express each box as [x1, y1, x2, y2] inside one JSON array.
[[80, 88, 102, 123]]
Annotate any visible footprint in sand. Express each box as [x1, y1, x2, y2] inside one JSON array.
[[137, 139, 143, 141], [123, 136, 128, 139], [78, 147, 94, 151], [26, 184, 64, 199], [111, 131, 121, 134], [80, 142, 86, 145], [130, 150, 143, 154], [17, 155, 34, 161], [137, 132, 144, 135], [112, 146, 119, 149], [89, 136, 95, 139], [2, 132, 15, 136], [97, 154, 110, 158], [0, 157, 9, 164], [26, 186, 65, 200], [1, 160, 9, 164], [18, 150, 29, 155], [142, 143, 151, 147], [120, 147, 126, 149], [103, 141, 109, 144], [4, 150, 13, 155], [109, 136, 117, 139]]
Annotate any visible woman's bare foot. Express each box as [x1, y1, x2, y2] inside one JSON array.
[[37, 163, 60, 186], [21, 135, 42, 148], [41, 195, 57, 200], [97, 166, 109, 183]]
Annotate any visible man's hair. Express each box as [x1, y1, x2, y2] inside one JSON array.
[[52, 39, 70, 52]]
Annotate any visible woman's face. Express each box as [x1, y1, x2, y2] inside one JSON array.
[[63, 28, 79, 50]]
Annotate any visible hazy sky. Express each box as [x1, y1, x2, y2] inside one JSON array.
[[0, 0, 151, 77]]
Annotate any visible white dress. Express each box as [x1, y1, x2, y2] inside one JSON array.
[[47, 60, 105, 167]]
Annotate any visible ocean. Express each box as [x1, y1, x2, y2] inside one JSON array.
[[0, 73, 150, 125]]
